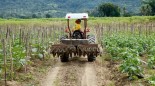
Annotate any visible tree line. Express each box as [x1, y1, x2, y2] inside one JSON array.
[[0, 0, 154, 18], [0, 13, 53, 19], [91, 0, 155, 17]]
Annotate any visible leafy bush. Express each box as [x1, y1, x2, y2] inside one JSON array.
[[103, 34, 145, 79], [120, 57, 143, 80], [148, 75, 155, 85]]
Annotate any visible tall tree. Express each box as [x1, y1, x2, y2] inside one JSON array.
[[45, 13, 51, 18], [141, 0, 155, 16], [141, 4, 152, 16], [32, 14, 38, 18], [97, 3, 120, 17]]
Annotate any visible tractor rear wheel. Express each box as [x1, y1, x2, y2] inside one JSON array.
[[88, 54, 96, 62], [60, 53, 69, 62], [87, 35, 96, 44]]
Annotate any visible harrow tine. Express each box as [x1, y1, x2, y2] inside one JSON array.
[[51, 43, 100, 58]]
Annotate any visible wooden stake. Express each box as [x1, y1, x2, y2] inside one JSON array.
[[2, 39, 7, 86], [9, 40, 13, 81]]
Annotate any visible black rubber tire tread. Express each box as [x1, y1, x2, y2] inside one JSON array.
[[88, 54, 96, 62], [72, 30, 83, 39], [87, 35, 96, 44], [60, 53, 69, 62]]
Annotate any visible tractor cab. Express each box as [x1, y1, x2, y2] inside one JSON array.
[[65, 13, 89, 39]]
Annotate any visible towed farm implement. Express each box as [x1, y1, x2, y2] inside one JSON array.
[[51, 13, 101, 62]]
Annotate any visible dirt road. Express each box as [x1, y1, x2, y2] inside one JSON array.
[[40, 56, 113, 86], [40, 29, 113, 86], [40, 62, 61, 86]]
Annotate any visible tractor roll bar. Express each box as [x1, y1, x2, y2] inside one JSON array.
[[83, 19, 87, 39], [67, 19, 71, 37], [67, 18, 87, 39]]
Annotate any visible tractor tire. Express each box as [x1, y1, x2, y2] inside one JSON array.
[[87, 35, 96, 44], [88, 54, 96, 62], [60, 53, 69, 62], [72, 30, 83, 39]]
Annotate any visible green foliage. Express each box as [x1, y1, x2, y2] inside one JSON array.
[[148, 75, 155, 85], [12, 41, 27, 70], [0, 19, 62, 80], [147, 46, 155, 68], [30, 43, 46, 60], [103, 32, 155, 81], [103, 34, 155, 79], [32, 14, 38, 18], [97, 3, 121, 17], [147, 55, 155, 68], [141, 0, 155, 16], [141, 4, 152, 16], [45, 14, 51, 18], [120, 57, 142, 80], [0, 0, 141, 18]]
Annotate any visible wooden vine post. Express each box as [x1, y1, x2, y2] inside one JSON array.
[[9, 39, 13, 81], [2, 39, 7, 86]]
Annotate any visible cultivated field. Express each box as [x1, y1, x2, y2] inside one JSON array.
[[0, 16, 155, 86]]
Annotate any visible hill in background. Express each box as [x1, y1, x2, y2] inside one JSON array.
[[0, 0, 141, 18]]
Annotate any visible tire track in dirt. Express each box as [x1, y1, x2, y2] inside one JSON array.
[[40, 26, 107, 86], [95, 57, 114, 86], [40, 61, 61, 86], [55, 57, 86, 86], [41, 56, 113, 86], [81, 62, 97, 86], [55, 57, 99, 86], [81, 56, 113, 86]]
